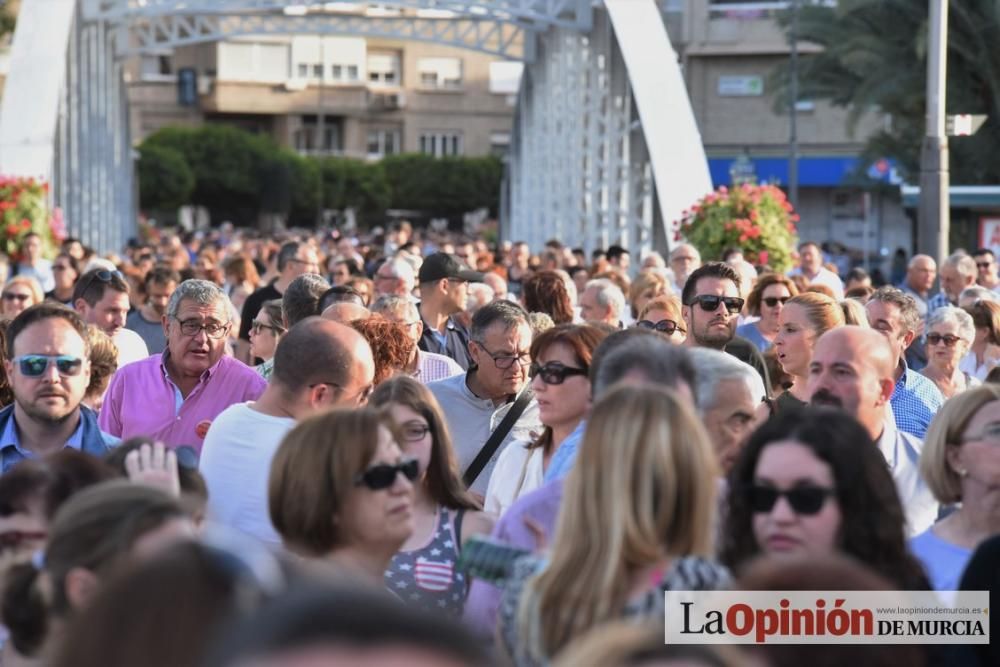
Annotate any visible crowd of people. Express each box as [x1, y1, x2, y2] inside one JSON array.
[[0, 222, 995, 666]]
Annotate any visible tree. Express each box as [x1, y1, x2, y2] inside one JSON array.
[[137, 144, 194, 212], [774, 0, 1000, 184]]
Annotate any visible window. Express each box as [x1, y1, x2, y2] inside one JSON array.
[[417, 57, 462, 90], [298, 63, 308, 78], [294, 115, 342, 155], [347, 65, 359, 81], [420, 132, 462, 157], [367, 52, 400, 86], [140, 53, 174, 81], [490, 131, 511, 156], [367, 129, 401, 158], [312, 63, 323, 79], [489, 61, 523, 95]]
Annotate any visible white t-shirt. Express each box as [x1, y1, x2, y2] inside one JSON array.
[[484, 439, 544, 517], [113, 328, 150, 367], [199, 401, 296, 547]]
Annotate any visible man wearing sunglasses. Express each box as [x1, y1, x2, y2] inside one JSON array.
[[680, 262, 770, 389], [100, 280, 266, 451], [72, 268, 150, 366], [807, 327, 938, 535], [0, 305, 116, 473], [200, 318, 375, 546]]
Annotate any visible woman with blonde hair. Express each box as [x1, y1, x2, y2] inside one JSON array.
[[498, 385, 727, 666], [912, 385, 1000, 590], [1, 275, 43, 319], [772, 291, 845, 411], [83, 325, 118, 413], [628, 270, 670, 321], [269, 408, 416, 585], [839, 298, 869, 327], [370, 376, 493, 617], [635, 295, 686, 344]]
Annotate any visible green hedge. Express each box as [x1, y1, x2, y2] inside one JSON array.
[[138, 124, 502, 227]]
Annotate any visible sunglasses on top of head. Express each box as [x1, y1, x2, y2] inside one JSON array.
[[687, 295, 745, 314], [354, 458, 420, 491], [748, 484, 835, 515]]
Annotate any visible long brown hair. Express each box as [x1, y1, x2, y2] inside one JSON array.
[[522, 270, 574, 324], [527, 324, 608, 452], [370, 376, 480, 511]]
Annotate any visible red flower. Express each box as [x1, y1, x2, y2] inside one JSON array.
[[760, 250, 769, 265]]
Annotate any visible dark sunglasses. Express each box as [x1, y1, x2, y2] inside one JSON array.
[[636, 319, 684, 335], [749, 484, 834, 515], [78, 269, 123, 297], [354, 458, 419, 491], [2, 293, 29, 302], [529, 361, 588, 385], [762, 296, 791, 308], [927, 333, 961, 347], [687, 294, 745, 314], [12, 354, 84, 377], [977, 262, 993, 269]]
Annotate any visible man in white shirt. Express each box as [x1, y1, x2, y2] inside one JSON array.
[[788, 241, 844, 299], [73, 268, 149, 366], [808, 326, 938, 535], [199, 318, 375, 547]]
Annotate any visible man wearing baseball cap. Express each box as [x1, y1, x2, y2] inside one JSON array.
[[417, 253, 484, 370]]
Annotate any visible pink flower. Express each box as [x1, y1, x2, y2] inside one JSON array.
[[759, 250, 769, 264]]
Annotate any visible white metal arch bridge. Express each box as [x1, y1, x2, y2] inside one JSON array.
[[0, 0, 710, 256]]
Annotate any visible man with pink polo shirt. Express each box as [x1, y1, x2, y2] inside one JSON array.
[[99, 279, 265, 451]]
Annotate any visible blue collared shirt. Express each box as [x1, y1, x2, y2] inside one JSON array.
[[889, 361, 944, 440], [542, 420, 586, 482], [0, 413, 86, 473], [926, 291, 952, 318]]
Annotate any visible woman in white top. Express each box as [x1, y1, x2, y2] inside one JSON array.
[[484, 324, 608, 516], [920, 306, 979, 398], [959, 299, 1000, 381], [913, 385, 1000, 591]]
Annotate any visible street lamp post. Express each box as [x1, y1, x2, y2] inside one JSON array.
[[918, 0, 949, 259], [788, 0, 800, 209]]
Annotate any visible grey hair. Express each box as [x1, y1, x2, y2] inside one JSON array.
[[371, 295, 418, 321], [380, 258, 416, 286], [592, 334, 695, 399], [868, 286, 921, 334], [469, 300, 529, 341], [959, 286, 998, 305], [944, 251, 977, 280], [283, 274, 331, 328], [641, 251, 666, 269], [670, 243, 701, 262], [584, 278, 626, 319], [166, 279, 229, 320], [927, 305, 976, 344], [687, 348, 765, 413]]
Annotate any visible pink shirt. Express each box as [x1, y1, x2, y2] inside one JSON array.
[[99, 352, 266, 452]]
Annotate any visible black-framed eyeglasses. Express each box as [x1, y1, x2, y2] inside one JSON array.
[[977, 262, 994, 269], [529, 361, 588, 385], [748, 484, 835, 515], [762, 296, 791, 308], [687, 295, 745, 314], [636, 319, 685, 335], [251, 319, 285, 336], [172, 317, 230, 339], [354, 458, 420, 491], [926, 333, 962, 347], [12, 354, 85, 378], [473, 341, 531, 370], [400, 422, 431, 442]]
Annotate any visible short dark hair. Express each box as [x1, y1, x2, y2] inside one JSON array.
[[7, 304, 90, 359], [974, 248, 996, 260], [606, 245, 629, 262], [276, 241, 302, 272], [272, 318, 354, 392], [845, 267, 870, 283], [469, 299, 529, 341], [798, 240, 821, 253], [72, 269, 129, 308], [282, 274, 330, 329], [206, 585, 486, 667], [319, 285, 365, 311], [143, 266, 181, 292], [680, 262, 742, 306]]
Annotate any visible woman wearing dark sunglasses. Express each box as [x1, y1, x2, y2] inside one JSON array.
[[634, 295, 686, 344], [371, 376, 493, 618], [484, 324, 607, 516], [736, 273, 799, 353], [720, 407, 930, 589], [920, 306, 978, 399], [268, 408, 417, 587]]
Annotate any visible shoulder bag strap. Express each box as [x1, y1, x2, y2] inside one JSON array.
[[463, 388, 533, 488]]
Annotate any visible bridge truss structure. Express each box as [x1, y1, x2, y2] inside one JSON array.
[[0, 0, 710, 256]]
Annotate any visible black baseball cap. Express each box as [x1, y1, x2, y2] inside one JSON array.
[[418, 253, 485, 284]]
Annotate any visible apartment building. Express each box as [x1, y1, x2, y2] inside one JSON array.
[[670, 0, 912, 269], [126, 7, 521, 161]]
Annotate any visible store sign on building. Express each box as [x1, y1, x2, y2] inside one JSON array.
[[718, 75, 764, 97], [979, 217, 1000, 257]]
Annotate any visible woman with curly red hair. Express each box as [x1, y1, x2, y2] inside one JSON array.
[[351, 315, 416, 385]]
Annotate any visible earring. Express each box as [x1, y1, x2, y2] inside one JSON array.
[[957, 468, 969, 477]]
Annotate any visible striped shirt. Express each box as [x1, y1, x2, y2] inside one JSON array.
[[416, 350, 464, 384]]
